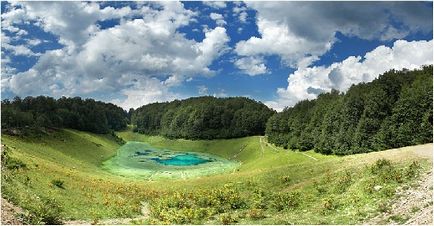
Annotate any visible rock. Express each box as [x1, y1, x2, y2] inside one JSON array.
[[374, 185, 383, 191]]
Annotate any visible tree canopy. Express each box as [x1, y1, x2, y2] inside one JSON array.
[[265, 65, 433, 155], [1, 96, 128, 134], [132, 96, 275, 139]]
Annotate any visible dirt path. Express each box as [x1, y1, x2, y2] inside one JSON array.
[[259, 137, 265, 157], [231, 144, 247, 159], [299, 152, 318, 161], [1, 197, 24, 225], [365, 161, 433, 225]]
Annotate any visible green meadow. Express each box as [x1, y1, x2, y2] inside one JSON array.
[[1, 129, 432, 224]]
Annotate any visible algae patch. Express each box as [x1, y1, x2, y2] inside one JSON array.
[[102, 141, 239, 179]]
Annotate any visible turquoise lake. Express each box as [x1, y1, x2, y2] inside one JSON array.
[[151, 153, 212, 166]]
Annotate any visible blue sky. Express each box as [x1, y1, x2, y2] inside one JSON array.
[[1, 1, 433, 110]]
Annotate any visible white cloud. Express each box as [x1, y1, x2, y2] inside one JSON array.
[[197, 85, 209, 95], [2, 36, 39, 57], [210, 13, 226, 26], [111, 78, 182, 110], [235, 17, 332, 68], [234, 56, 267, 76], [265, 39, 433, 111], [232, 4, 248, 23], [239, 11, 248, 23], [203, 1, 227, 9], [2, 2, 135, 52], [2, 1, 229, 109], [235, 2, 432, 69], [27, 39, 42, 46], [213, 88, 227, 98]]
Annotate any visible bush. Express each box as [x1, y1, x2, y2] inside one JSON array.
[[51, 179, 65, 189], [219, 213, 238, 225], [110, 131, 126, 145], [334, 171, 353, 192], [280, 176, 291, 184], [322, 197, 338, 211], [21, 197, 63, 225], [1, 146, 27, 170], [370, 159, 407, 183], [313, 181, 327, 195], [405, 161, 421, 179], [270, 191, 300, 211], [247, 208, 266, 220], [370, 159, 393, 174], [149, 185, 247, 224], [6, 158, 27, 170]]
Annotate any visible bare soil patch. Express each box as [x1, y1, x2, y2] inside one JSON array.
[[1, 197, 24, 225]]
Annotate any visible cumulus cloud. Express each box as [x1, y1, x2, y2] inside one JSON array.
[[234, 56, 267, 76], [210, 12, 226, 26], [111, 78, 182, 110], [2, 1, 229, 109], [265, 39, 433, 111], [197, 85, 209, 95], [2, 1, 135, 52], [232, 3, 248, 23], [235, 2, 433, 69], [203, 1, 227, 9], [238, 11, 248, 23]]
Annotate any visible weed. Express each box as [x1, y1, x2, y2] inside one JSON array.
[[21, 197, 63, 225], [334, 171, 353, 192], [411, 206, 420, 213], [280, 175, 291, 184], [51, 179, 65, 189], [5, 158, 27, 170], [219, 213, 238, 225], [270, 191, 300, 211], [377, 202, 390, 213], [405, 161, 421, 179], [388, 214, 409, 224], [322, 197, 338, 211], [370, 159, 393, 174], [247, 208, 266, 220], [1, 145, 27, 170], [313, 181, 327, 194]]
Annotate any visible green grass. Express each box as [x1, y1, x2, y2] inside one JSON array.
[[1, 129, 432, 224]]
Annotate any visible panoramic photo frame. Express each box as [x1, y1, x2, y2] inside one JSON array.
[[1, 1, 433, 225]]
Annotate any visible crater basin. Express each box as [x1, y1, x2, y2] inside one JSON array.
[[102, 141, 239, 180]]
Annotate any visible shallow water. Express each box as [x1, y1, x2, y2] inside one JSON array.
[[151, 153, 212, 166], [102, 141, 239, 179]]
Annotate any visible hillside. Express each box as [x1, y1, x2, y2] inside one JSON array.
[[266, 66, 433, 155], [132, 96, 275, 139], [1, 129, 432, 224]]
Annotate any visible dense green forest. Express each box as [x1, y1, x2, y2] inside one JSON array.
[[1, 96, 128, 134], [132, 96, 275, 139], [266, 66, 433, 155], [1, 66, 432, 154]]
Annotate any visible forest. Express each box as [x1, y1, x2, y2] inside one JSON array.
[[1, 66, 432, 154], [1, 96, 128, 134], [132, 96, 275, 139], [266, 66, 433, 155]]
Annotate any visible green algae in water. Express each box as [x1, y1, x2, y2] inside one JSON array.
[[102, 141, 239, 180], [151, 153, 212, 166]]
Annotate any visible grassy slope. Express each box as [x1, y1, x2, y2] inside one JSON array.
[[1, 129, 432, 223]]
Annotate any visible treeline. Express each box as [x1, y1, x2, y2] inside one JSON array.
[[1, 96, 128, 134], [132, 96, 275, 139], [266, 66, 433, 155]]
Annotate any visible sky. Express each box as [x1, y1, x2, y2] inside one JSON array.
[[1, 1, 433, 111]]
